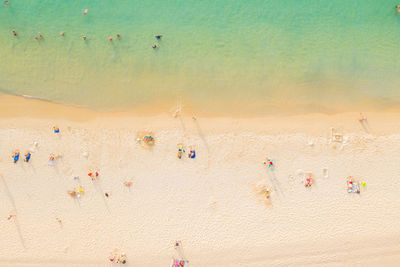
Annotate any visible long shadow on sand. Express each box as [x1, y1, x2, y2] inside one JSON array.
[[265, 169, 284, 197], [1, 175, 26, 249], [92, 180, 110, 213]]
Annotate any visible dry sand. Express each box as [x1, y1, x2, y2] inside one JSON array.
[[0, 95, 400, 266]]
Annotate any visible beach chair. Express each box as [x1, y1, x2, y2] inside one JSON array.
[[171, 258, 188, 267]]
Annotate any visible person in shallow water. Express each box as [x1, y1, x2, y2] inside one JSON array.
[[12, 30, 17, 36]]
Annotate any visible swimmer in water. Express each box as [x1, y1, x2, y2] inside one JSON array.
[[12, 30, 17, 36], [4, 0, 9, 7], [82, 35, 87, 40], [152, 44, 159, 49], [83, 9, 88, 16], [116, 33, 121, 38], [60, 32, 65, 36], [155, 35, 162, 40], [108, 37, 113, 42], [35, 33, 43, 40]]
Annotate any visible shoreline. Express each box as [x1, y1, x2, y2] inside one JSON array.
[[0, 94, 399, 137], [1, 93, 400, 122]]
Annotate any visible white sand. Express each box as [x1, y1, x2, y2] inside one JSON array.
[[0, 98, 400, 266]]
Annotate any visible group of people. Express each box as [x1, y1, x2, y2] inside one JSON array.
[[109, 249, 127, 264], [12, 150, 30, 163], [10, 28, 162, 48], [177, 144, 196, 159]]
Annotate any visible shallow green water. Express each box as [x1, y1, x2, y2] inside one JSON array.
[[1, 0, 400, 114]]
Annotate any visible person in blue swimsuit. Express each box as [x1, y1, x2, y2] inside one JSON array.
[[24, 152, 31, 162], [13, 150, 20, 163], [53, 126, 60, 133], [188, 147, 196, 159]]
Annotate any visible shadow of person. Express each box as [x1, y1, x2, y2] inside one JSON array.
[[1, 175, 26, 248]]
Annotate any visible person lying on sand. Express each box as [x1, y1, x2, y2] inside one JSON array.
[[304, 173, 314, 187], [12, 150, 20, 163], [142, 135, 155, 145], [124, 181, 133, 187], [263, 158, 275, 170], [67, 189, 77, 197], [53, 126, 60, 133], [188, 147, 196, 159]]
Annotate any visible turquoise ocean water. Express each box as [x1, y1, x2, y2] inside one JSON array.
[[1, 0, 400, 114]]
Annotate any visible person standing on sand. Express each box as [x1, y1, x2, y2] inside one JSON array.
[[12, 150, 20, 163], [24, 151, 31, 162]]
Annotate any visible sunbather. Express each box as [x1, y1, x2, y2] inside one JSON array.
[[305, 173, 314, 187], [188, 147, 196, 159], [263, 158, 275, 170]]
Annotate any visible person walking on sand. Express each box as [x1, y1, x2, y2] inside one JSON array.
[[177, 144, 185, 159], [12, 150, 20, 163], [48, 153, 61, 166], [24, 151, 31, 162]]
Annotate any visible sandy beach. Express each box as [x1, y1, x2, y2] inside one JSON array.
[[0, 96, 399, 266]]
